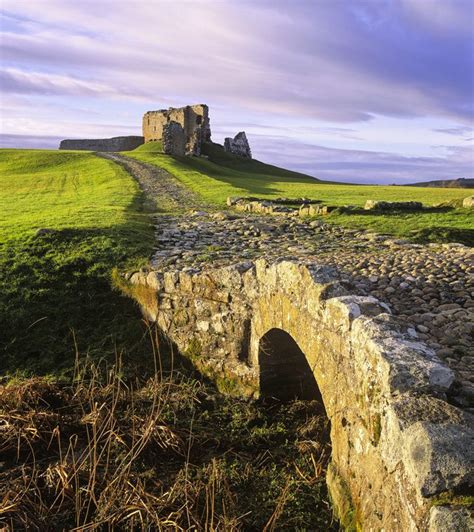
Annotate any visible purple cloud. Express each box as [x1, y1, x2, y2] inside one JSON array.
[[433, 126, 473, 136], [1, 0, 473, 123]]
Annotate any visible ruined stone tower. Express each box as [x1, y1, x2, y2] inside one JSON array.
[[142, 104, 211, 156], [224, 131, 252, 158]]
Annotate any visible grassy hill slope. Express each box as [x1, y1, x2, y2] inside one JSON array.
[[0, 149, 153, 374], [128, 142, 469, 205], [129, 141, 320, 201], [407, 178, 474, 188], [127, 142, 473, 244]]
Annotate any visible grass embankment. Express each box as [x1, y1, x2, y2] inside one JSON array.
[[127, 142, 473, 244], [0, 149, 154, 374]]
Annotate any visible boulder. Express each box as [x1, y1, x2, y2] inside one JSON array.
[[462, 196, 474, 208], [35, 228, 57, 236]]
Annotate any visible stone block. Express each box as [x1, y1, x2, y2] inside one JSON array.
[[147, 271, 163, 290], [402, 421, 474, 496]]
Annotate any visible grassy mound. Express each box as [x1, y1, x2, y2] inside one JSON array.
[[126, 142, 318, 202], [132, 140, 163, 153], [201, 141, 322, 181], [0, 149, 154, 375], [127, 142, 470, 206]]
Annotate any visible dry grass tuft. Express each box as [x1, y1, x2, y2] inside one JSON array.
[[0, 342, 336, 530]]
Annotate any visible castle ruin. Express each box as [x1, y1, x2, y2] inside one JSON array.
[[142, 104, 211, 156], [59, 103, 253, 159]]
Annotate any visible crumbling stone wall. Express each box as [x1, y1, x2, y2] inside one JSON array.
[[126, 258, 473, 531], [59, 136, 144, 152], [227, 197, 336, 217], [163, 121, 186, 156], [224, 131, 252, 158], [142, 104, 211, 155]]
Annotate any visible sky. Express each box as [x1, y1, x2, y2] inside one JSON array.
[[0, 0, 473, 184]]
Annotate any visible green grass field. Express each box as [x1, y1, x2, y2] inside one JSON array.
[[0, 150, 148, 242], [127, 142, 473, 244], [128, 141, 469, 205], [0, 149, 154, 374]]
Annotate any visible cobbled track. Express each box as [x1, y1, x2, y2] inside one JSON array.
[[98, 152, 208, 211]]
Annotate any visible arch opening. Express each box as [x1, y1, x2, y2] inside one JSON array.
[[258, 328, 323, 402]]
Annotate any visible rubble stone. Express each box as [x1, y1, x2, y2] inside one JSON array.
[[463, 195, 474, 208]]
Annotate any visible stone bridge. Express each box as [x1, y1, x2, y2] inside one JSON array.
[[126, 258, 473, 531]]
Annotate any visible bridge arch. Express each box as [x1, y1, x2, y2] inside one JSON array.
[[258, 327, 323, 402], [130, 258, 470, 531]]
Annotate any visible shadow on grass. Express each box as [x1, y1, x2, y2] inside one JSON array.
[[171, 155, 286, 196], [334, 206, 456, 215], [409, 226, 474, 247], [0, 206, 155, 375], [155, 141, 318, 198]]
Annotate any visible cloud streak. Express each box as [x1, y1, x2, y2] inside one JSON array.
[[252, 135, 473, 184], [432, 126, 473, 137], [2, 0, 473, 123]]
